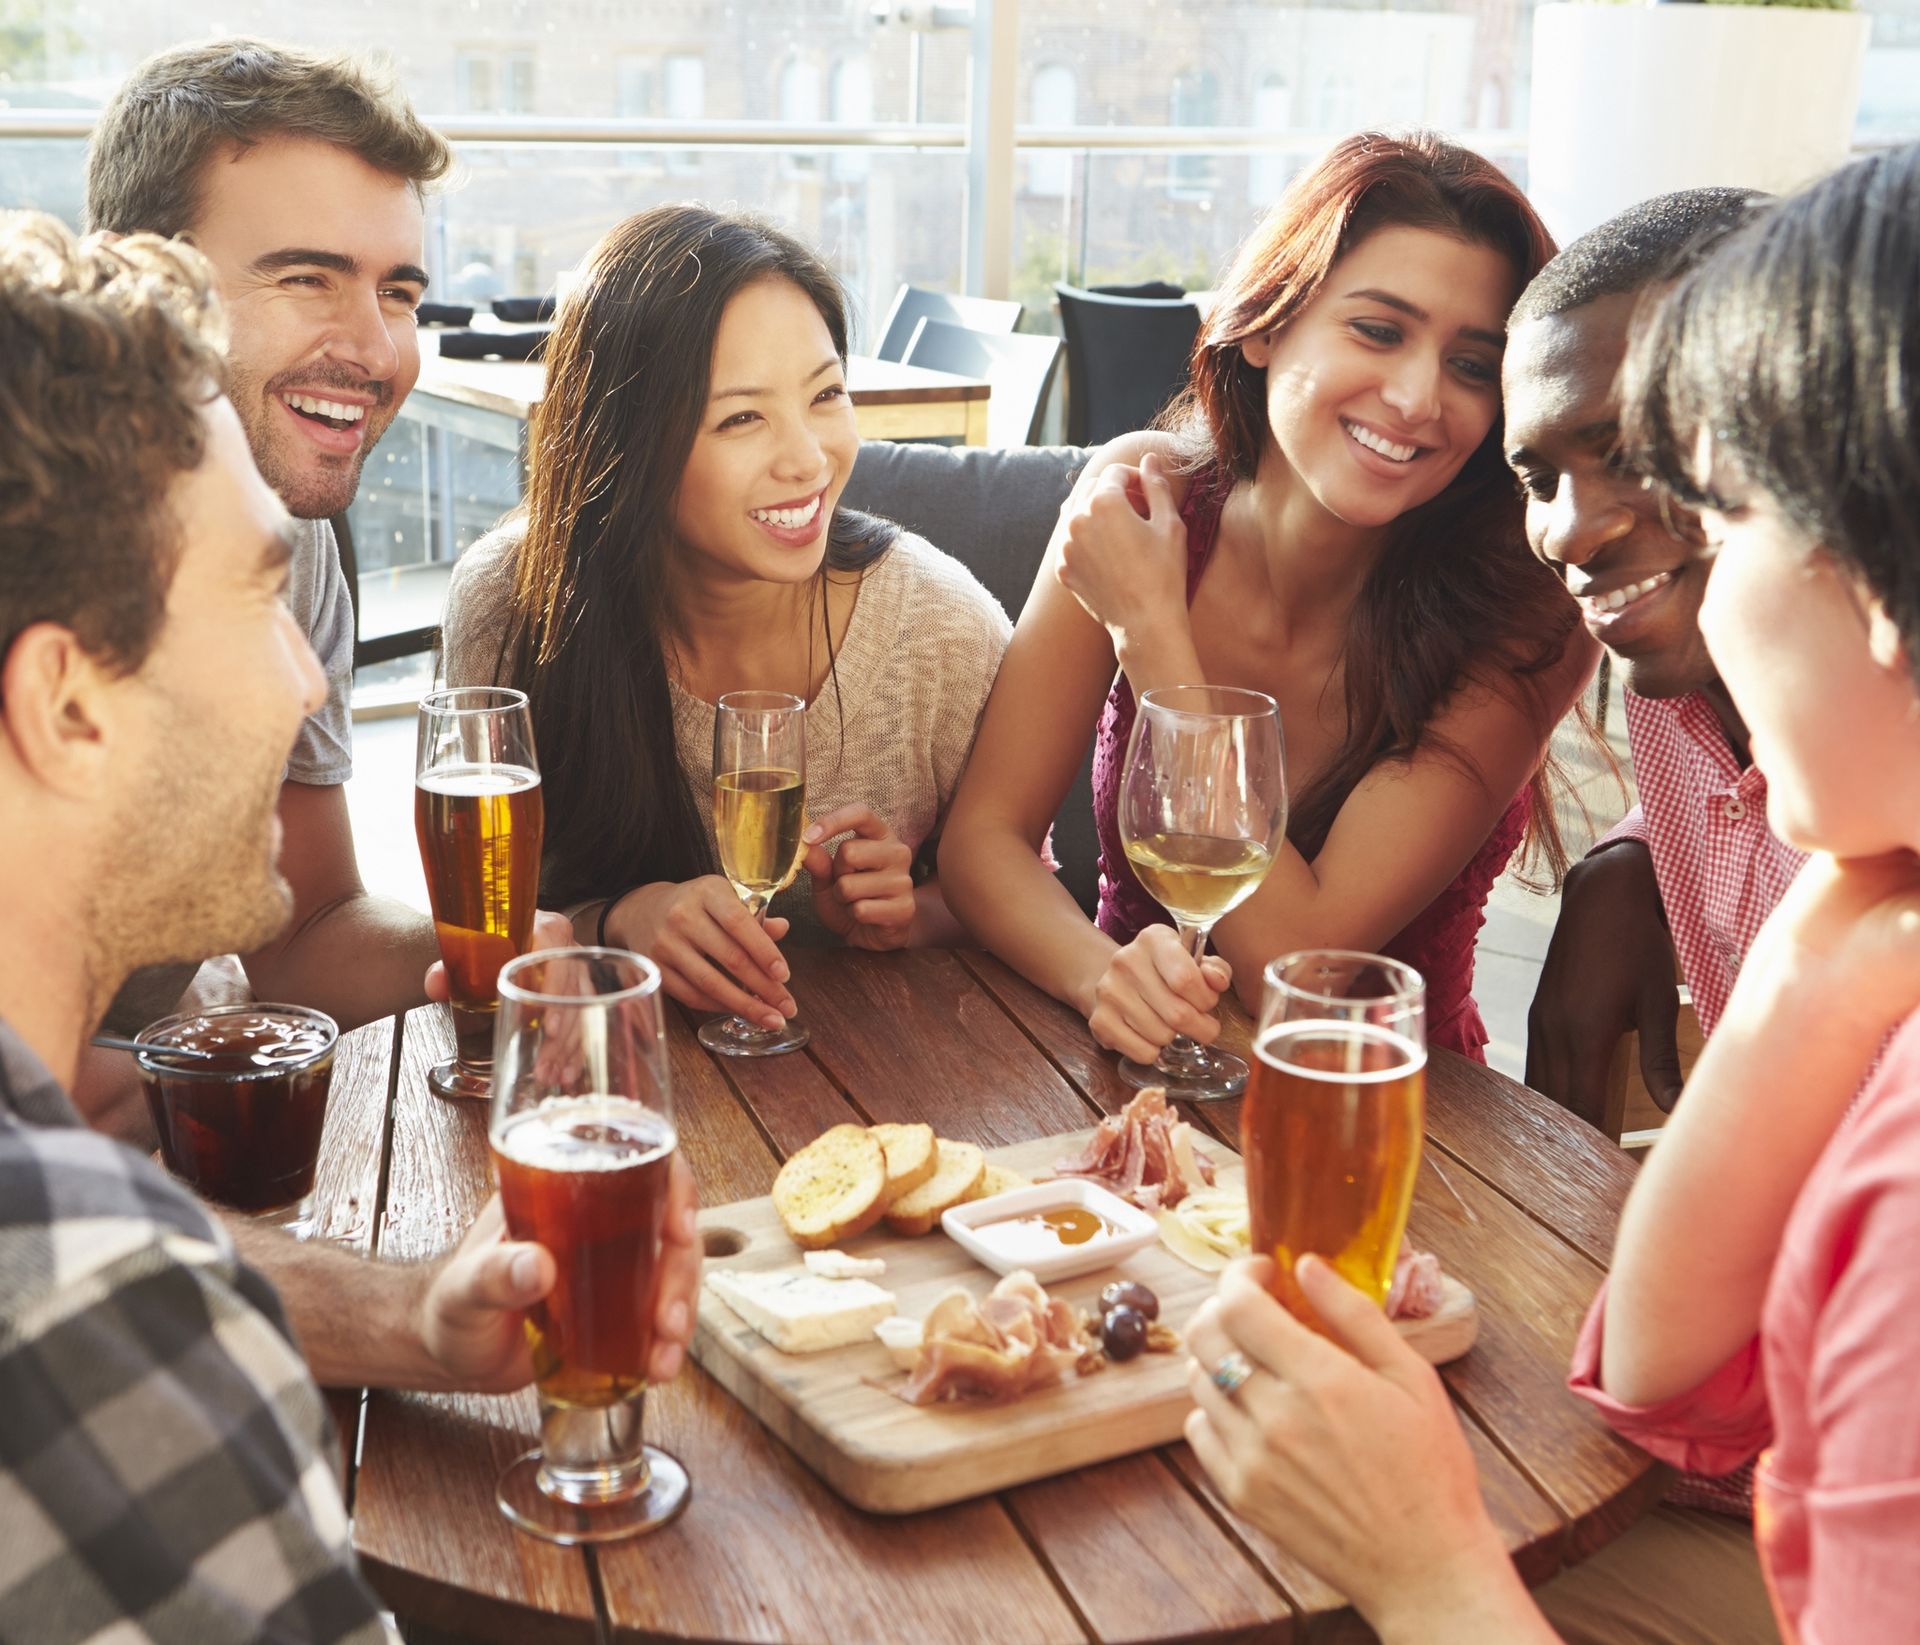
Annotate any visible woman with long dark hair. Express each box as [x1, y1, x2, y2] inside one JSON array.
[[443, 207, 1009, 1029], [941, 131, 1594, 1066], [1179, 142, 1920, 1644]]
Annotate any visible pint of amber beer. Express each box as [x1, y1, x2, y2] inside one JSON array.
[[488, 947, 689, 1545], [1242, 951, 1426, 1326], [415, 687, 543, 1101]]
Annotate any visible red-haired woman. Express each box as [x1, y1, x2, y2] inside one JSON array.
[[941, 131, 1595, 1068]]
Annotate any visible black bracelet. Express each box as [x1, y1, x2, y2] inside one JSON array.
[[595, 893, 625, 948]]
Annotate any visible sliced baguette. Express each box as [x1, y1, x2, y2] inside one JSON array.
[[883, 1139, 987, 1236], [773, 1124, 889, 1250], [868, 1121, 938, 1201], [972, 1162, 1031, 1201]]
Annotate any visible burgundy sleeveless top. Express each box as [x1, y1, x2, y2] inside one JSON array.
[[1090, 465, 1527, 1063]]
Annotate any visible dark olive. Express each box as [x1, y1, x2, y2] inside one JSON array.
[[1100, 1280, 1159, 1321], [1102, 1305, 1148, 1361]]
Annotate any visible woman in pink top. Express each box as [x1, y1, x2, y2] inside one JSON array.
[[942, 132, 1595, 1073], [1176, 144, 1920, 1645]]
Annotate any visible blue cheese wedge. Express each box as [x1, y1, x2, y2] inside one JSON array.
[[706, 1267, 897, 1353]]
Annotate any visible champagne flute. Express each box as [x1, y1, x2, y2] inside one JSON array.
[[1116, 685, 1287, 1099], [490, 946, 691, 1543], [1244, 951, 1426, 1330], [698, 690, 810, 1057], [415, 687, 544, 1101]]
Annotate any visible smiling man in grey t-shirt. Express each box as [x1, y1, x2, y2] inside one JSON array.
[[86, 41, 448, 1041]]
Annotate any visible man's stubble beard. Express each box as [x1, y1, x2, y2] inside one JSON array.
[[229, 363, 392, 521]]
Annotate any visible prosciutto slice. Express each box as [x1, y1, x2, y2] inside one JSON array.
[[899, 1270, 1092, 1406], [1049, 1087, 1215, 1210], [1387, 1246, 1444, 1320]]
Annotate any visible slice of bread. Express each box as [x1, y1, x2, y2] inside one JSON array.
[[869, 1122, 938, 1201], [883, 1139, 987, 1237], [973, 1162, 1030, 1201], [773, 1125, 889, 1250]]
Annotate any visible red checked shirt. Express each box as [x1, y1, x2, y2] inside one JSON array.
[[1599, 689, 1808, 1038]]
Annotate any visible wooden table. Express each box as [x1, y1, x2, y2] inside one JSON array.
[[410, 329, 993, 450], [322, 949, 1658, 1644]]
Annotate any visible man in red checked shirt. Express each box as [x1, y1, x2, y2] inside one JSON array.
[[1504, 188, 1805, 1132]]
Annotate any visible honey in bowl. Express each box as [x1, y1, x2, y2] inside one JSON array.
[[972, 1204, 1115, 1262]]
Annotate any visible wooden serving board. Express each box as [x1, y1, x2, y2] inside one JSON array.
[[692, 1126, 1476, 1514]]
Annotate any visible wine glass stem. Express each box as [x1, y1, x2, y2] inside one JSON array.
[[1159, 921, 1218, 1068]]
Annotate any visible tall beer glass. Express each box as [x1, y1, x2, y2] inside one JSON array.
[[1116, 685, 1287, 1099], [415, 687, 543, 1101], [1244, 950, 1426, 1328], [698, 690, 809, 1057], [490, 947, 690, 1543]]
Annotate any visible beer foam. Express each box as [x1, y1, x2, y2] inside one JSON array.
[[494, 1096, 676, 1171], [417, 763, 540, 798], [1256, 1019, 1425, 1082]]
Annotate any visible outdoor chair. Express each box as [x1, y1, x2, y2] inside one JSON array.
[[902, 318, 1064, 449], [840, 440, 1098, 913], [873, 283, 1023, 362], [1053, 281, 1200, 447]]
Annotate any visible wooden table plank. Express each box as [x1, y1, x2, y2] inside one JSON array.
[[351, 1005, 601, 1643], [783, 948, 1103, 1145]]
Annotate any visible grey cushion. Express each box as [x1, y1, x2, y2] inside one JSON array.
[[842, 440, 1103, 915]]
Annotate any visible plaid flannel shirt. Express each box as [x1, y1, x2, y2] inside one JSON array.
[[0, 1018, 393, 1644]]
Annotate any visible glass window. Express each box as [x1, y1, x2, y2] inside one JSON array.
[[1027, 64, 1076, 200]]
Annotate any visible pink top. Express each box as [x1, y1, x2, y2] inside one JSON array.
[[1568, 1008, 1920, 1644], [1090, 465, 1526, 1063], [1596, 690, 1808, 1037]]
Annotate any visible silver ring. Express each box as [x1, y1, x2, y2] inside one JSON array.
[[1211, 1350, 1254, 1398]]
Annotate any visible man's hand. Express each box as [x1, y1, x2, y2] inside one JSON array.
[[424, 909, 574, 1003], [803, 803, 916, 951], [1526, 841, 1681, 1126], [1184, 1258, 1519, 1635], [418, 1158, 701, 1393]]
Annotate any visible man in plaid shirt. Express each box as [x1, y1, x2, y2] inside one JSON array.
[[1504, 189, 1805, 1132], [0, 219, 701, 1638]]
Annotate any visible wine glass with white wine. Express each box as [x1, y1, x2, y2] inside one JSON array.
[[1116, 685, 1287, 1099], [697, 691, 810, 1057]]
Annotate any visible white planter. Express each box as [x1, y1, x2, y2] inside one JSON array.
[[1528, 4, 1871, 245]]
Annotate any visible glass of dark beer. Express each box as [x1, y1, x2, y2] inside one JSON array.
[[1243, 951, 1426, 1331], [489, 946, 690, 1544], [1115, 685, 1288, 1099], [415, 686, 544, 1101], [134, 1004, 339, 1237]]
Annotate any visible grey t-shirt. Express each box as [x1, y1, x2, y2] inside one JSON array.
[[101, 517, 356, 1035], [286, 515, 355, 785]]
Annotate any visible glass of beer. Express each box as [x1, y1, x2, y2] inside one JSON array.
[[697, 689, 809, 1058], [1243, 950, 1426, 1327], [489, 946, 690, 1544], [415, 686, 544, 1101], [134, 1004, 338, 1237], [1116, 685, 1287, 1099]]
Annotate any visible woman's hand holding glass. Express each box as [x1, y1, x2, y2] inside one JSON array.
[[1184, 1256, 1517, 1638], [1088, 926, 1235, 1065], [1055, 451, 1191, 652], [603, 880, 795, 1032], [803, 802, 917, 952]]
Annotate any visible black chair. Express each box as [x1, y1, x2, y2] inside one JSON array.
[[873, 283, 1023, 362], [903, 318, 1063, 449], [839, 441, 1101, 913], [1090, 279, 1186, 301], [1053, 282, 1201, 447]]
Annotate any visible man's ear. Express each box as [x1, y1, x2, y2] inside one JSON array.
[[0, 623, 120, 798], [1240, 330, 1274, 369]]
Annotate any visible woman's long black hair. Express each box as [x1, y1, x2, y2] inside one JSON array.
[[498, 206, 896, 908]]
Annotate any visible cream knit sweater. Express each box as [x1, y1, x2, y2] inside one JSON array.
[[442, 522, 1012, 941]]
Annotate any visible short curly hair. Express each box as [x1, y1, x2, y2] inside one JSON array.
[[86, 38, 450, 239], [0, 212, 228, 677]]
